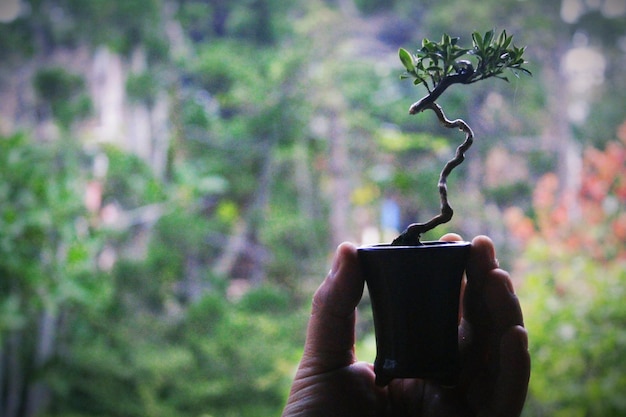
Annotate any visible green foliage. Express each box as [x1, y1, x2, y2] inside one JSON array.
[[484, 181, 532, 208], [189, 40, 268, 104], [470, 29, 530, 81], [176, 0, 291, 45], [399, 33, 469, 89], [33, 67, 92, 128], [179, 38, 312, 209], [0, 134, 105, 316], [238, 285, 291, 313], [0, 17, 35, 60], [519, 243, 626, 417], [146, 210, 215, 290], [0, 133, 108, 417], [399, 29, 531, 92], [354, 0, 396, 14], [260, 199, 327, 290], [376, 129, 450, 154], [126, 72, 159, 106], [101, 145, 167, 208], [48, 272, 306, 417], [33, 68, 82, 102], [58, 0, 164, 54]]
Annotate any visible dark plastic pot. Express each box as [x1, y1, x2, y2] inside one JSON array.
[[357, 241, 470, 386]]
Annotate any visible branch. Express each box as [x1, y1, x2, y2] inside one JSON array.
[[407, 62, 474, 115], [392, 102, 474, 246]]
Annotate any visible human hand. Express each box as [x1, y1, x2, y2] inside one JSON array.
[[282, 235, 530, 417]]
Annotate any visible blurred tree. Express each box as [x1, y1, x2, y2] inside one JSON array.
[[507, 124, 626, 260], [0, 134, 107, 417], [506, 125, 626, 416], [176, 0, 296, 44], [45, 246, 306, 417], [56, 0, 164, 55], [33, 67, 92, 129]]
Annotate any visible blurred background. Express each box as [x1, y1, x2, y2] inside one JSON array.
[[0, 0, 625, 416]]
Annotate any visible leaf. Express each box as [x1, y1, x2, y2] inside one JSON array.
[[501, 33, 513, 49], [483, 29, 495, 47], [472, 31, 483, 50], [497, 29, 508, 45], [398, 48, 415, 72]]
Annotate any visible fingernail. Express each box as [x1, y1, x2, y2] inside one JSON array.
[[519, 326, 529, 351], [330, 244, 344, 278]]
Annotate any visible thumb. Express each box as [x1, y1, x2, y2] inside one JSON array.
[[298, 242, 365, 376]]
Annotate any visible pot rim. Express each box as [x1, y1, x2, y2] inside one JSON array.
[[358, 240, 470, 251]]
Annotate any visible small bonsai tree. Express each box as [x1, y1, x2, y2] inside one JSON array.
[[392, 29, 531, 245]]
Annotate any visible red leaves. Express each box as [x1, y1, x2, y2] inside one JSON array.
[[506, 123, 626, 261]]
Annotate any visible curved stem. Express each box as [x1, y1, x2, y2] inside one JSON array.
[[408, 63, 474, 115], [392, 102, 474, 246]]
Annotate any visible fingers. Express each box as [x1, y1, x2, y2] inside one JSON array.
[[298, 242, 364, 376], [492, 325, 531, 416], [461, 236, 529, 416], [466, 235, 500, 286], [464, 236, 523, 330], [440, 232, 463, 242]]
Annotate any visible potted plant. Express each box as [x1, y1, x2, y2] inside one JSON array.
[[358, 29, 531, 386]]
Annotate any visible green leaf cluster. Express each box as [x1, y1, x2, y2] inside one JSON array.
[[399, 33, 470, 90], [470, 29, 531, 82], [399, 29, 531, 92]]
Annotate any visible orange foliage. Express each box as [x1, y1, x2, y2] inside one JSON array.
[[505, 123, 626, 261]]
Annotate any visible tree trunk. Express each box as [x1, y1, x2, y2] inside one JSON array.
[[328, 110, 353, 247], [541, 38, 582, 219], [293, 139, 324, 248], [24, 310, 57, 417], [3, 331, 24, 417], [213, 144, 275, 281], [0, 343, 4, 416]]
